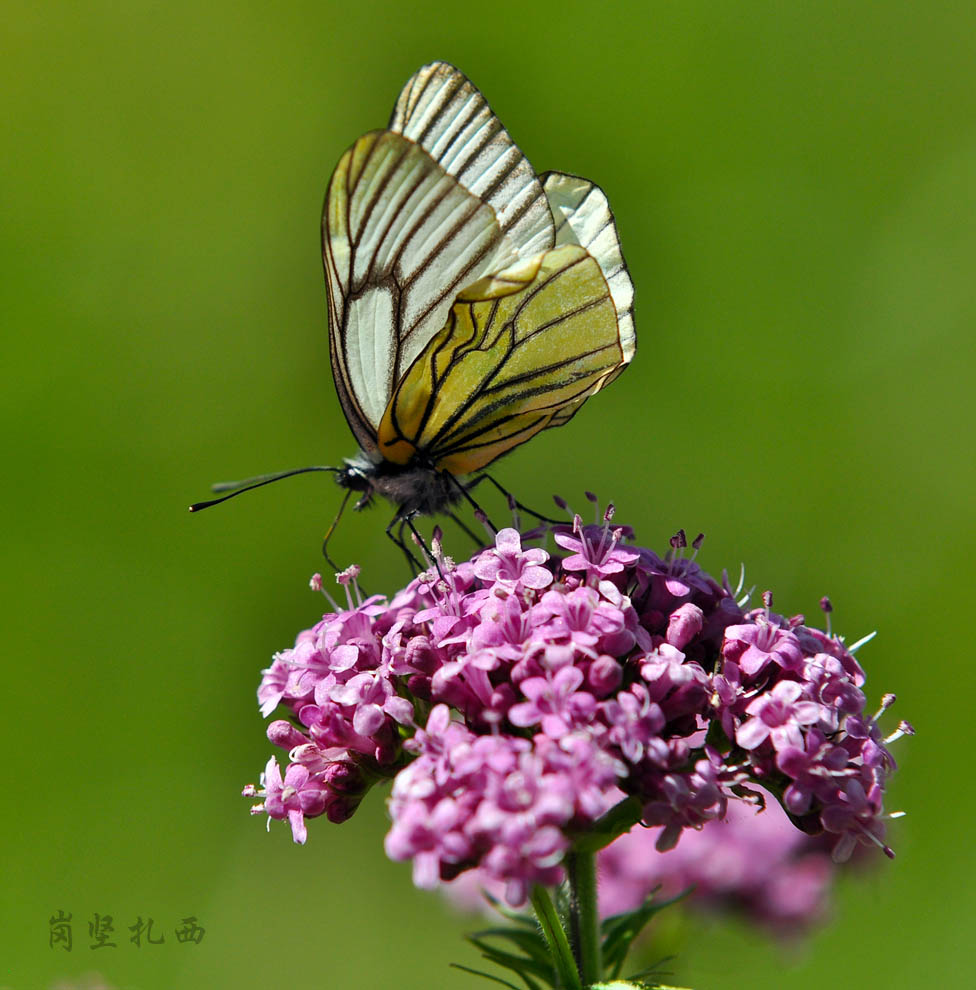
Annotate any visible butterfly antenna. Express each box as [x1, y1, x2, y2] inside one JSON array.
[[321, 487, 354, 571], [188, 466, 340, 512]]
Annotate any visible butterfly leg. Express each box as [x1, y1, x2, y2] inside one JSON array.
[[321, 488, 355, 572], [466, 473, 563, 526], [442, 471, 497, 533], [446, 510, 487, 550], [404, 514, 451, 582], [385, 511, 424, 576]]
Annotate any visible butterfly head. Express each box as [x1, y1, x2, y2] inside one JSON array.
[[332, 454, 374, 509], [336, 451, 463, 517]]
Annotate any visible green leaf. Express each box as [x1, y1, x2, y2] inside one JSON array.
[[703, 712, 733, 751], [625, 958, 692, 989], [568, 796, 643, 854], [464, 951, 554, 990], [465, 936, 554, 980], [451, 962, 523, 989], [462, 947, 548, 990], [600, 889, 690, 978], [469, 927, 552, 965], [482, 890, 541, 928]]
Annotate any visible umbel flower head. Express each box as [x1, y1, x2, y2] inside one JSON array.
[[243, 505, 910, 906], [444, 783, 846, 937]]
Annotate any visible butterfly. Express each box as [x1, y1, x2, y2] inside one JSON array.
[[192, 61, 635, 561]]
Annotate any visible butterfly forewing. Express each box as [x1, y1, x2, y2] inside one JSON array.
[[390, 61, 555, 262], [324, 130, 514, 438]]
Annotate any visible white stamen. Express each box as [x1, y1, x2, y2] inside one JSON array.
[[847, 630, 877, 654]]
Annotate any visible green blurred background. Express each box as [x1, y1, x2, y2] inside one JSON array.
[[3, 1, 973, 987]]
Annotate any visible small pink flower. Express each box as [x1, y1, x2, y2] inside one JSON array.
[[723, 616, 804, 677], [553, 514, 639, 581], [472, 528, 553, 591], [737, 681, 830, 752], [252, 757, 329, 844], [508, 666, 596, 738]]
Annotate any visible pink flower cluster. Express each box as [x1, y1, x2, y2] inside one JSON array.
[[243, 511, 909, 904], [445, 786, 837, 936], [597, 792, 837, 935]]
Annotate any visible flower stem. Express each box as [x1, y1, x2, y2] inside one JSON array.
[[566, 849, 602, 986], [530, 884, 582, 990]]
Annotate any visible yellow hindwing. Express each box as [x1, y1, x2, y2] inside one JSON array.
[[376, 243, 625, 475]]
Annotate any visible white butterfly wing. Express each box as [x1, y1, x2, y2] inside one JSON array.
[[390, 61, 555, 262], [324, 63, 555, 452], [324, 132, 507, 446]]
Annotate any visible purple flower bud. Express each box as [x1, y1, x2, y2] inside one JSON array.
[[588, 655, 623, 696], [666, 602, 704, 650], [267, 720, 307, 751]]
